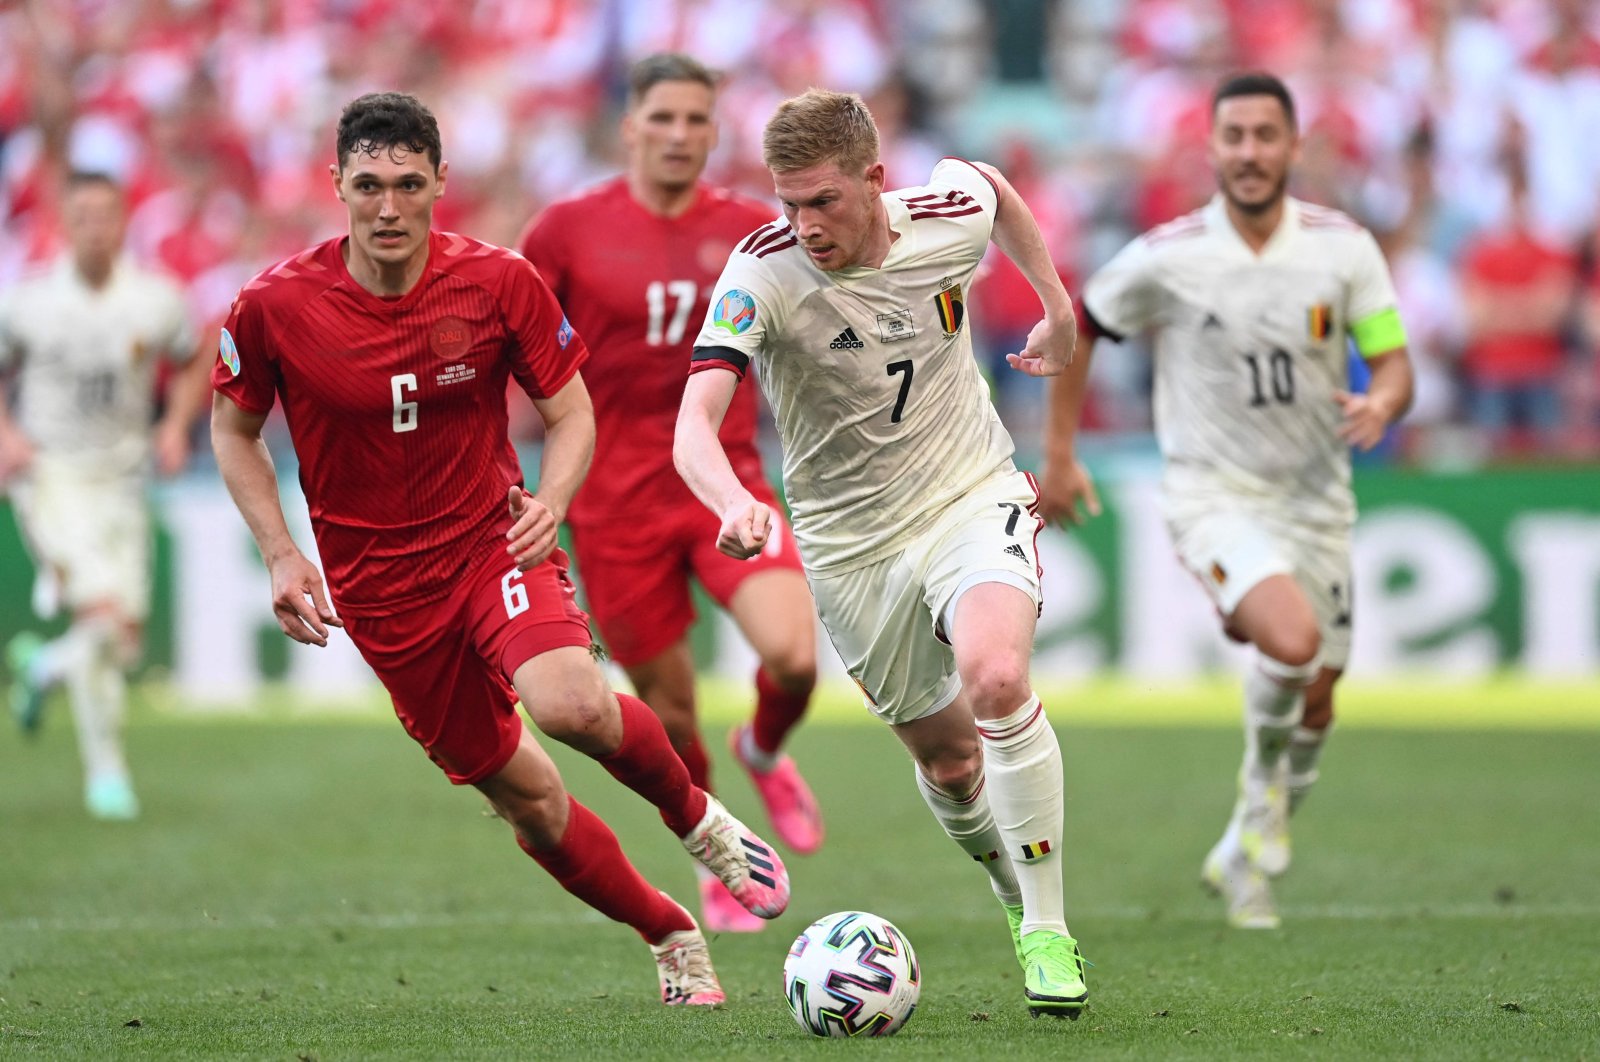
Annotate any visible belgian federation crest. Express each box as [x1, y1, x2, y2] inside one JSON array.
[[1307, 303, 1333, 340], [933, 284, 965, 337], [713, 289, 757, 335]]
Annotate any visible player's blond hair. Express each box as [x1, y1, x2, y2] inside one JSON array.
[[762, 89, 880, 176]]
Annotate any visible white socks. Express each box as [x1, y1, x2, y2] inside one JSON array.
[[913, 767, 1021, 906], [56, 621, 131, 784], [1243, 651, 1321, 788], [736, 725, 780, 773], [976, 694, 1068, 938], [1286, 722, 1332, 812]]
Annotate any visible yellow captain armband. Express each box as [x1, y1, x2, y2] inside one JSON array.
[[1350, 307, 1408, 359]]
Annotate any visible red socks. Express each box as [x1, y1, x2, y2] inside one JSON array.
[[598, 692, 708, 837], [518, 796, 694, 944], [751, 667, 814, 755]]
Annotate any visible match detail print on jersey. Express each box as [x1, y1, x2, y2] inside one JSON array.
[[877, 310, 916, 343]]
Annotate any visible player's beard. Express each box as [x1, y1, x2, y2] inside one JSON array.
[[1222, 167, 1289, 216]]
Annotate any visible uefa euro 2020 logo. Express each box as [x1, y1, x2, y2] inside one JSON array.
[[713, 289, 757, 336]]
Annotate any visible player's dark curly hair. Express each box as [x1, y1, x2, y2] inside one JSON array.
[[336, 92, 442, 171], [1212, 72, 1297, 129]]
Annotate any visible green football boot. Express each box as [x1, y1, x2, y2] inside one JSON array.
[[1002, 901, 1025, 968], [1020, 929, 1089, 1020]]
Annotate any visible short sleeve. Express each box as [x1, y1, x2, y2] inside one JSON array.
[[515, 208, 568, 302], [1082, 236, 1163, 341], [211, 293, 278, 414], [1346, 228, 1400, 324], [690, 252, 780, 379], [929, 157, 1000, 217], [501, 254, 587, 400], [902, 157, 998, 263]]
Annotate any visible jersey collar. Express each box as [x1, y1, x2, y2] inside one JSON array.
[[55, 252, 128, 294], [828, 195, 912, 280], [334, 232, 437, 312], [1207, 193, 1300, 260]]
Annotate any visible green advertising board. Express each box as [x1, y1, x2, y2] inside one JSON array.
[[1, 464, 1596, 705]]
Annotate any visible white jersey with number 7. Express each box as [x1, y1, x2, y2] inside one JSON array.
[[690, 158, 1018, 574]]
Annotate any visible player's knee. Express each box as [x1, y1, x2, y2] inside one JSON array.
[[527, 681, 616, 752], [760, 648, 817, 694], [921, 749, 983, 798], [1257, 626, 1321, 672], [960, 654, 1031, 719]]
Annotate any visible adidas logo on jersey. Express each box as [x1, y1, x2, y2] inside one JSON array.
[[829, 327, 865, 350], [1003, 543, 1027, 560]]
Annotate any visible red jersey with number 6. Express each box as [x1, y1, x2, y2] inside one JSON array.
[[211, 231, 588, 617], [519, 178, 771, 528]]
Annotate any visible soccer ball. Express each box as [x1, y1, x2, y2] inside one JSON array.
[[781, 910, 921, 1037]]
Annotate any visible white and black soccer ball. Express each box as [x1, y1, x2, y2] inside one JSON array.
[[782, 910, 921, 1037]]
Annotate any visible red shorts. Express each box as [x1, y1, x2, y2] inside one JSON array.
[[569, 486, 804, 667], [342, 546, 592, 785]]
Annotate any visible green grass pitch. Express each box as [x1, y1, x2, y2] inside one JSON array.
[[2, 679, 1598, 1060]]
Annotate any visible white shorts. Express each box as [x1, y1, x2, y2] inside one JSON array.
[[807, 469, 1044, 726], [10, 457, 151, 620], [1165, 503, 1352, 670]]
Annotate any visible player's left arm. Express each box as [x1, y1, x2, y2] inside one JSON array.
[[153, 326, 218, 477], [1335, 341, 1414, 452], [675, 366, 771, 560], [509, 371, 595, 571], [1334, 233, 1415, 451], [966, 160, 1076, 378]]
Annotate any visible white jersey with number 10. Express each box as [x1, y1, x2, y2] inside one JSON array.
[[1083, 195, 1401, 528]]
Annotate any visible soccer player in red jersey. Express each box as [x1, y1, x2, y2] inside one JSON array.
[[209, 92, 789, 1005], [518, 55, 822, 933]]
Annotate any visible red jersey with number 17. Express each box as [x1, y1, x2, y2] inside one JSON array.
[[211, 231, 588, 617], [519, 178, 772, 528]]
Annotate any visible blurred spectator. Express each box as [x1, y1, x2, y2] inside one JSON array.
[[1457, 131, 1580, 457], [1505, 0, 1600, 244], [1, 0, 1599, 460], [1377, 126, 1466, 439]]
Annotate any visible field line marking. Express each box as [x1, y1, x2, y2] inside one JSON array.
[[5, 903, 1597, 934]]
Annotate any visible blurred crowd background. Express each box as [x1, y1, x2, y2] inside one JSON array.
[[3, 0, 1599, 464]]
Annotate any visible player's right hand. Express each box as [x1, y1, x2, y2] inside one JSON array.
[[1005, 313, 1077, 377], [1037, 455, 1102, 527], [506, 486, 558, 571], [268, 551, 344, 647], [717, 496, 771, 559]]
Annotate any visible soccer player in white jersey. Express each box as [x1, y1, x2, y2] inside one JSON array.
[[1040, 73, 1415, 928], [675, 89, 1094, 1019], [0, 172, 209, 820]]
